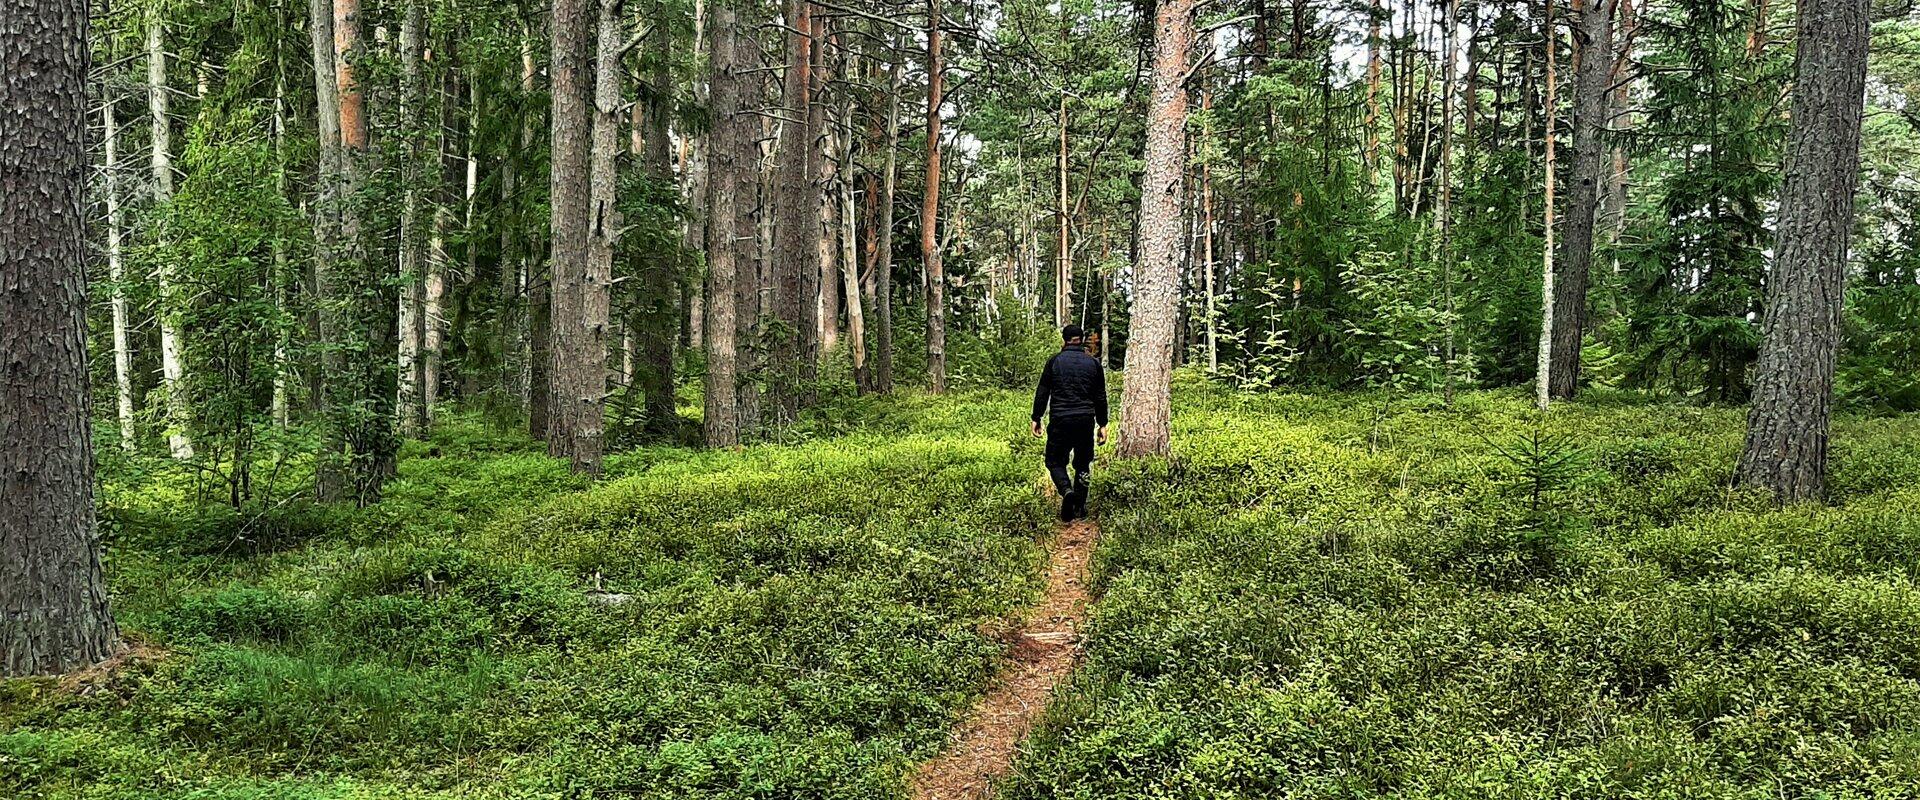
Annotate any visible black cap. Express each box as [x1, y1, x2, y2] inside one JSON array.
[[1062, 324, 1086, 342]]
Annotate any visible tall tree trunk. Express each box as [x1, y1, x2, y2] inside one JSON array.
[[307, 0, 339, 421], [1602, 0, 1637, 245], [148, 7, 194, 460], [1736, 0, 1870, 502], [923, 0, 948, 393], [1200, 88, 1217, 373], [1441, 0, 1459, 402], [816, 22, 841, 354], [105, 83, 137, 451], [1535, 0, 1559, 412], [772, 0, 817, 418], [396, 0, 426, 436], [1056, 92, 1071, 328], [840, 93, 869, 390], [0, 0, 121, 676], [1548, 0, 1615, 400], [1118, 0, 1194, 458], [873, 51, 901, 394], [578, 0, 623, 471], [1364, 0, 1383, 184], [519, 31, 550, 439], [270, 35, 294, 431], [638, 9, 678, 441], [703, 0, 745, 447], [321, 0, 397, 504], [548, 0, 597, 469]]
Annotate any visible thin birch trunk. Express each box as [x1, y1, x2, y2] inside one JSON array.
[[148, 8, 194, 460]]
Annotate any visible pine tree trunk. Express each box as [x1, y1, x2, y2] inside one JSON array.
[[702, 0, 744, 447], [307, 0, 340, 421], [148, 8, 194, 460], [1, 0, 121, 676], [923, 0, 948, 393], [548, 0, 597, 469], [1549, 0, 1614, 400], [1736, 0, 1870, 502], [1118, 0, 1194, 458], [1365, 0, 1383, 184], [772, 0, 817, 418]]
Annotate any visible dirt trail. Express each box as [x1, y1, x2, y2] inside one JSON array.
[[908, 518, 1099, 800]]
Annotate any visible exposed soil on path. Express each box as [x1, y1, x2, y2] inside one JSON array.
[[908, 517, 1099, 800]]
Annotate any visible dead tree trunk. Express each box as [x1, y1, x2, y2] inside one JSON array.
[[874, 49, 902, 394], [0, 0, 121, 675], [578, 0, 624, 471], [1737, 0, 1871, 502], [923, 0, 948, 393], [1118, 0, 1195, 458]]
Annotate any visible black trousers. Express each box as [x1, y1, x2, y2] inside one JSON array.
[[1044, 416, 1096, 499]]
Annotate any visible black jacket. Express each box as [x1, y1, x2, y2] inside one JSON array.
[[1032, 345, 1109, 426]]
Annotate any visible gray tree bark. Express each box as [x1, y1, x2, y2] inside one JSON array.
[[873, 48, 902, 394], [923, 0, 947, 394], [1736, 0, 1871, 502], [1117, 0, 1195, 457], [1548, 0, 1616, 400], [1, 0, 121, 676], [579, 0, 624, 473], [396, 0, 427, 437]]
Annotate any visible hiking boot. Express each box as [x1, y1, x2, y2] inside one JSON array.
[[1058, 497, 1077, 522], [1067, 488, 1089, 521]]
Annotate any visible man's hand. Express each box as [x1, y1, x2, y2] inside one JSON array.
[[1096, 426, 1108, 445], [1031, 421, 1045, 439]]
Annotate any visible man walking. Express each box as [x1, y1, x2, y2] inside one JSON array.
[[1031, 325, 1108, 521]]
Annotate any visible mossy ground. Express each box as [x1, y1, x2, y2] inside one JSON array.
[[1004, 375, 1920, 799], [6, 379, 1920, 799], [2, 391, 1052, 799]]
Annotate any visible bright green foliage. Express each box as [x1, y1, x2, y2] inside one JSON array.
[[1006, 377, 1920, 798], [1, 398, 1052, 798]]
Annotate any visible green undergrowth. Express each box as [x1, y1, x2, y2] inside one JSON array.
[[1, 392, 1052, 799], [1004, 374, 1920, 799]]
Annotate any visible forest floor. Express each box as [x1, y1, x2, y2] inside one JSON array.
[[910, 517, 1098, 800], [5, 379, 1920, 799]]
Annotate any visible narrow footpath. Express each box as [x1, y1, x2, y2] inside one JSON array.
[[909, 518, 1100, 799]]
